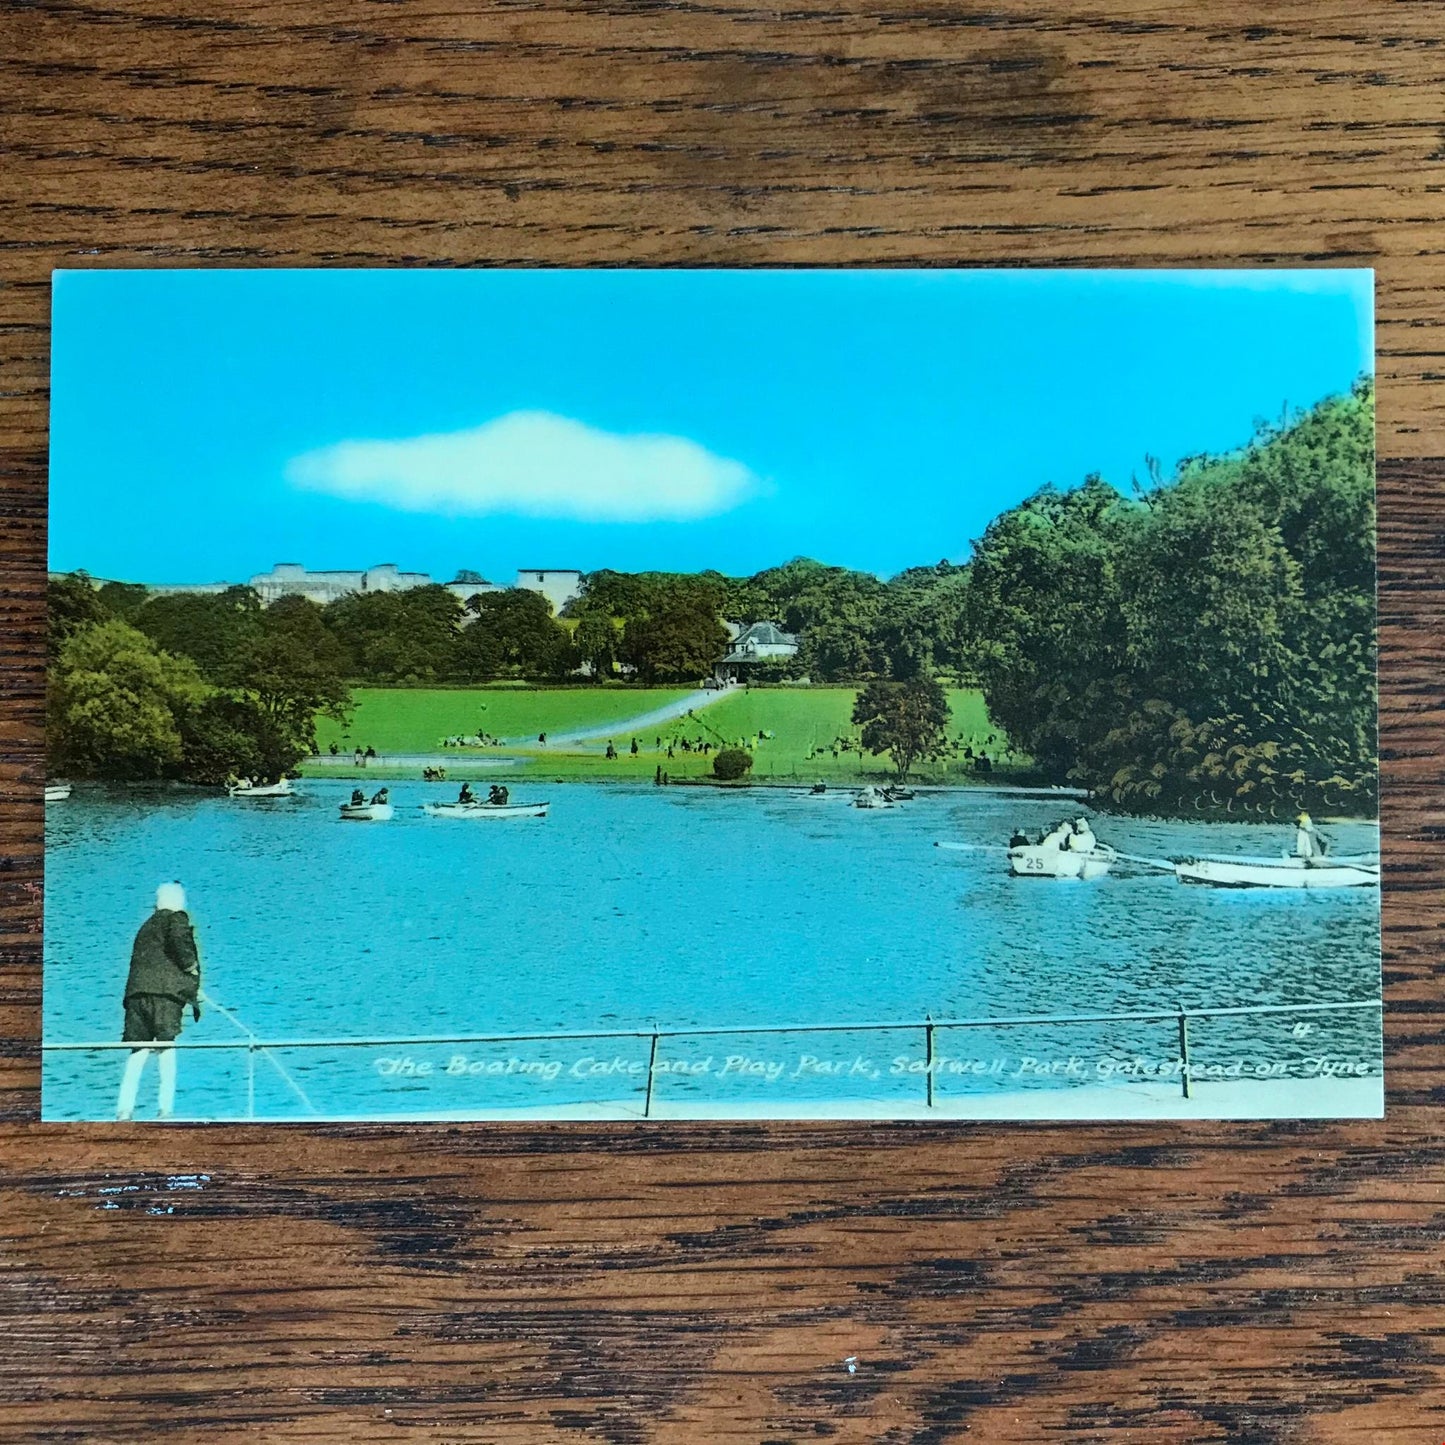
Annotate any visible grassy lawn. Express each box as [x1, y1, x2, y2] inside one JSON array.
[[315, 687, 693, 753], [308, 685, 1020, 784]]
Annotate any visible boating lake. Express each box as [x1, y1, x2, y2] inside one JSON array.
[[43, 781, 1382, 1120]]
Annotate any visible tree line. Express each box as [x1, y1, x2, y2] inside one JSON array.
[[965, 377, 1377, 815], [47, 583, 349, 784]]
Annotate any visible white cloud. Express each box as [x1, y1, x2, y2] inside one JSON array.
[[286, 410, 759, 523]]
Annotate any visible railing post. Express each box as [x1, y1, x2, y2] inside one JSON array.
[[644, 1029, 659, 1119], [1177, 1007, 1191, 1100], [925, 1016, 936, 1109], [247, 1044, 256, 1120]]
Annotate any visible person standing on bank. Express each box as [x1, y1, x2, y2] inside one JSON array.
[[116, 881, 202, 1121]]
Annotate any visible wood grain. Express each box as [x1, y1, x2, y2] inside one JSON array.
[[1, 2, 1443, 1439]]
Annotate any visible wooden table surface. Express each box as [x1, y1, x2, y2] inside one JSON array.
[[2, 3, 1442, 1440]]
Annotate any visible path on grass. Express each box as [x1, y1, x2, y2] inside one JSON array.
[[507, 685, 736, 749]]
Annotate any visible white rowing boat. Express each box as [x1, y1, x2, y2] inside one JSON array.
[[853, 786, 893, 810], [228, 779, 296, 798], [422, 800, 550, 820], [1008, 840, 1117, 880], [339, 801, 394, 822], [44, 783, 72, 802], [1175, 854, 1378, 889]]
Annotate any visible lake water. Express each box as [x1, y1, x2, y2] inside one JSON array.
[[43, 781, 1381, 1120]]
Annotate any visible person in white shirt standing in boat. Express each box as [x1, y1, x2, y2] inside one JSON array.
[[1295, 811, 1328, 861]]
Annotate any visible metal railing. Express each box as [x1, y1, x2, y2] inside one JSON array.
[[43, 1000, 1382, 1119]]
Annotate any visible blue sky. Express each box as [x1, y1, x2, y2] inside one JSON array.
[[48, 268, 1374, 585]]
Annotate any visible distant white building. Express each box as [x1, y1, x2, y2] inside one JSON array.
[[248, 562, 434, 605], [719, 620, 800, 679], [60, 561, 584, 611], [444, 570, 504, 605], [145, 581, 234, 597], [515, 569, 583, 614]]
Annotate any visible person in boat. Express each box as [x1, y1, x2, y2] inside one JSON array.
[[488, 784, 510, 806], [1009, 826, 1030, 848], [350, 788, 366, 806], [458, 782, 477, 805], [116, 881, 202, 1121], [1295, 811, 1327, 860], [370, 787, 389, 806], [1066, 817, 1097, 853], [812, 781, 827, 794]]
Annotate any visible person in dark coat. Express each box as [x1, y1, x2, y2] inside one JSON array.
[[116, 881, 202, 1121]]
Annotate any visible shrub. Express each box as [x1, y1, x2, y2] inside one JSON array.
[[713, 747, 754, 782]]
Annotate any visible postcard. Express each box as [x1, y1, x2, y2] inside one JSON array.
[[43, 268, 1381, 1122]]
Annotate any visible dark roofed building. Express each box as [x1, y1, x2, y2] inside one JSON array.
[[720, 620, 800, 679]]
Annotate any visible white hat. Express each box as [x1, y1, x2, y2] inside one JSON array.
[[155, 881, 187, 912]]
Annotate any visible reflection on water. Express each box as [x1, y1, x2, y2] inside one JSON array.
[[43, 781, 1381, 1119]]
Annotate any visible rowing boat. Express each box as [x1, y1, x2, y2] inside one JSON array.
[[853, 786, 893, 810], [339, 801, 394, 822], [422, 800, 550, 820], [44, 783, 72, 803], [228, 779, 295, 798], [1175, 854, 1378, 889], [1008, 840, 1117, 880]]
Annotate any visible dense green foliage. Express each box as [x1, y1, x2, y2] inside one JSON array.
[[619, 587, 731, 684], [967, 379, 1376, 814], [47, 585, 350, 784], [49, 621, 206, 778]]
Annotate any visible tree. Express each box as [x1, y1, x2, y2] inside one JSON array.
[[47, 572, 109, 661], [133, 586, 263, 685], [457, 589, 572, 680], [177, 693, 293, 786], [95, 580, 151, 623], [713, 747, 754, 781], [232, 596, 350, 765], [574, 613, 622, 679], [851, 676, 951, 779], [620, 589, 729, 683], [964, 380, 1377, 814], [49, 620, 206, 779], [323, 585, 463, 682]]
